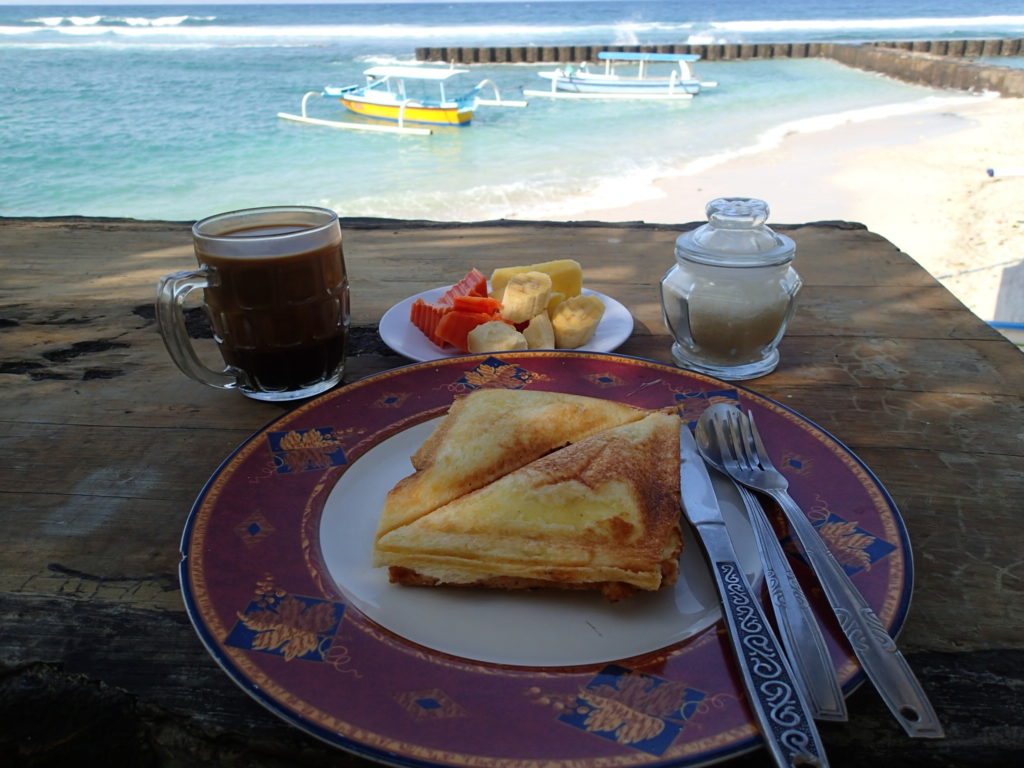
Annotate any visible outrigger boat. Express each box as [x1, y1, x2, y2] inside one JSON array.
[[523, 51, 717, 100], [278, 65, 527, 136]]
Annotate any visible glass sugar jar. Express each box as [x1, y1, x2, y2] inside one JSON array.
[[660, 197, 801, 380]]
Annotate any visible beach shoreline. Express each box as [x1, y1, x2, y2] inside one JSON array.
[[532, 95, 1024, 325]]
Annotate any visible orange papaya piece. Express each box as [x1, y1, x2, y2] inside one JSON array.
[[434, 310, 494, 353], [451, 295, 502, 316], [409, 298, 447, 347], [438, 268, 488, 305]]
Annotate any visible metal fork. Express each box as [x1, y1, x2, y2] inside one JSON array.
[[716, 406, 944, 739], [699, 409, 847, 722]]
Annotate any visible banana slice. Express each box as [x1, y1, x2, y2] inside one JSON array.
[[467, 321, 529, 353], [500, 271, 552, 323], [550, 295, 606, 349], [523, 312, 556, 349]]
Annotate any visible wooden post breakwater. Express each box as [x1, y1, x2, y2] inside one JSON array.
[[415, 39, 1024, 97], [826, 43, 1024, 97]]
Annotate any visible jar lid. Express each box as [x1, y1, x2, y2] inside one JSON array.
[[675, 197, 795, 267]]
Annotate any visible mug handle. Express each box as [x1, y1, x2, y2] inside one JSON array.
[[155, 268, 237, 390]]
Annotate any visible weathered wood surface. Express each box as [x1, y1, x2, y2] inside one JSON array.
[[2, 217, 1022, 767]]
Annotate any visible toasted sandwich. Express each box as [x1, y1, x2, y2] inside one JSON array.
[[373, 401, 682, 601], [375, 388, 653, 538]]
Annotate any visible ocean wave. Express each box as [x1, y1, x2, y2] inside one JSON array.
[[497, 169, 669, 222], [0, 40, 312, 52], [7, 15, 1024, 45], [710, 15, 1024, 33], [7, 21, 613, 40], [328, 160, 671, 223], [687, 15, 1024, 44], [357, 53, 422, 66], [25, 15, 215, 28]]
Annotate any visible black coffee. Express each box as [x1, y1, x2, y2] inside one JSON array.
[[198, 226, 349, 392]]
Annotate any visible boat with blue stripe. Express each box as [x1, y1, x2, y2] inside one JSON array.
[[525, 51, 717, 100]]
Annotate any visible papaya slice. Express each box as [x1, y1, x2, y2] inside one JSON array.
[[438, 269, 487, 306], [410, 298, 447, 348], [435, 310, 495, 353], [451, 295, 502, 316]]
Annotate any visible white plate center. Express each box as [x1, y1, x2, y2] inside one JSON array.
[[318, 418, 760, 667]]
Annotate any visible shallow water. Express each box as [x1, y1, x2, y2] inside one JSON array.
[[2, 2, 1022, 220]]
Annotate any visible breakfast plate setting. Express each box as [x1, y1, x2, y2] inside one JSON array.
[[180, 351, 912, 768]]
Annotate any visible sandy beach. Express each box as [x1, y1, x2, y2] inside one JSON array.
[[541, 95, 1024, 326]]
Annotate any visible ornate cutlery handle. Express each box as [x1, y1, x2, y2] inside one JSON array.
[[741, 484, 847, 721], [701, 524, 829, 768], [769, 489, 944, 738]]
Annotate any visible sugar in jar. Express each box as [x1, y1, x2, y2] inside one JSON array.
[[660, 197, 801, 380]]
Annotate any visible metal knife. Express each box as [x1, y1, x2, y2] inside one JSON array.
[[679, 423, 828, 768], [735, 479, 848, 721]]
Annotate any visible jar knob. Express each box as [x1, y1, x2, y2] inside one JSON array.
[[705, 197, 769, 229], [679, 196, 792, 266]]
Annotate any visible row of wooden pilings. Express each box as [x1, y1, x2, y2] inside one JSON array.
[[415, 39, 1024, 97], [828, 43, 1024, 97], [417, 38, 1023, 64]]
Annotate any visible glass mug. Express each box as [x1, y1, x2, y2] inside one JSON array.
[[156, 206, 350, 402]]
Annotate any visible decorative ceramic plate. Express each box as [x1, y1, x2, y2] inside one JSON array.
[[180, 351, 911, 768], [378, 287, 633, 361]]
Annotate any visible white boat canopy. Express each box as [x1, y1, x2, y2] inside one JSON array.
[[361, 65, 470, 81], [596, 52, 701, 62]]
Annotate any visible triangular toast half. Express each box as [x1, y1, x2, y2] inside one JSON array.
[[373, 411, 682, 601], [375, 389, 652, 538]]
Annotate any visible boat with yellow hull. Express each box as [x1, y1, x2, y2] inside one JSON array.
[[279, 65, 526, 136], [338, 95, 473, 125], [337, 90, 473, 126]]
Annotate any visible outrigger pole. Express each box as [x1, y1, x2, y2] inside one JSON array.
[[277, 91, 433, 136]]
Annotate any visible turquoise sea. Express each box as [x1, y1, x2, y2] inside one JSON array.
[[2, 1, 1023, 221]]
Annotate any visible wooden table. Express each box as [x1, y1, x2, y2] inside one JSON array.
[[2, 217, 1021, 767]]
